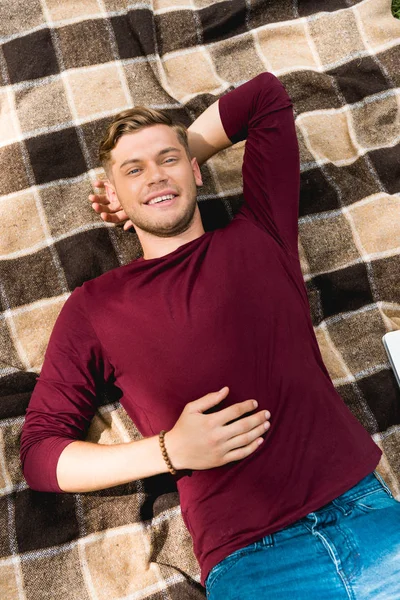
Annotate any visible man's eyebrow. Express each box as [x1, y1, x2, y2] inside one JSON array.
[[120, 147, 181, 169]]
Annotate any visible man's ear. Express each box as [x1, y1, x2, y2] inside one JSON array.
[[104, 179, 121, 209], [191, 157, 203, 188]]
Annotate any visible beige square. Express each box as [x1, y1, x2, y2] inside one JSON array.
[[379, 304, 400, 331], [349, 194, 400, 255], [163, 49, 223, 102], [299, 212, 360, 273], [155, 0, 192, 8], [328, 308, 387, 374], [66, 65, 128, 121], [0, 564, 19, 600], [39, 177, 100, 237], [314, 326, 349, 381], [0, 191, 45, 256], [124, 61, 173, 106], [350, 93, 399, 151], [15, 79, 71, 133], [209, 141, 245, 193], [22, 546, 87, 600], [84, 528, 161, 598], [45, 0, 101, 21], [297, 110, 358, 166], [209, 33, 265, 82], [257, 21, 318, 72], [12, 297, 66, 372], [308, 10, 365, 67], [357, 0, 400, 49], [0, 90, 19, 145]]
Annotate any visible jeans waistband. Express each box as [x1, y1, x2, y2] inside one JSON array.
[[313, 470, 392, 516]]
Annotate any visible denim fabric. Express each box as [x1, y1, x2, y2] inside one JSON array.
[[205, 471, 400, 599]]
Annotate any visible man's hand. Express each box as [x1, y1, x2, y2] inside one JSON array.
[[165, 386, 270, 471], [89, 179, 134, 231]]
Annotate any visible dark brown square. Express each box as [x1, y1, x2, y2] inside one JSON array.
[[0, 143, 30, 195], [0, 319, 24, 372], [378, 45, 400, 87], [14, 489, 79, 553], [111, 10, 156, 59], [0, 248, 66, 308], [155, 11, 199, 55], [55, 229, 120, 290], [312, 262, 374, 319], [81, 116, 113, 170], [0, 496, 12, 559], [248, 0, 295, 28], [26, 128, 87, 184], [357, 370, 400, 431], [328, 55, 390, 105], [369, 143, 400, 195], [298, 0, 349, 17], [281, 71, 343, 115], [370, 255, 400, 304], [3, 29, 59, 84], [56, 19, 114, 69], [323, 157, 382, 207], [199, 0, 248, 44], [299, 167, 339, 216], [335, 383, 375, 431]]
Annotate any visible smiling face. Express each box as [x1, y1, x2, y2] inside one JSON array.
[[105, 124, 203, 239]]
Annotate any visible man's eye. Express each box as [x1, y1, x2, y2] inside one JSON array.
[[165, 158, 177, 163], [128, 168, 140, 175]]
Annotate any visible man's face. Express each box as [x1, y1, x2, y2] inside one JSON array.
[[106, 124, 203, 238]]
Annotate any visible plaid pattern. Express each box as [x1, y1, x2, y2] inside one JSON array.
[[1, 0, 400, 597]]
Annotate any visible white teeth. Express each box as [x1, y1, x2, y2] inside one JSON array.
[[147, 194, 175, 205]]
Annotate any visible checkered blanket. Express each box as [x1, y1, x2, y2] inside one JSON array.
[[1, 0, 400, 598]]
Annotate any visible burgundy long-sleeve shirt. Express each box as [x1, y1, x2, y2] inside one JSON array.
[[20, 72, 382, 586]]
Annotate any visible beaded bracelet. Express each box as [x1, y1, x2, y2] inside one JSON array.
[[159, 430, 177, 475]]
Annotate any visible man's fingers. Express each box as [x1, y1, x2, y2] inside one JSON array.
[[223, 410, 270, 439], [222, 437, 264, 464], [92, 179, 106, 189], [189, 387, 229, 414], [100, 212, 126, 224], [214, 399, 258, 426], [123, 220, 135, 231], [224, 422, 269, 453]]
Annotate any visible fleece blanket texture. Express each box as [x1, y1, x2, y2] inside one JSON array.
[[0, 0, 399, 598]]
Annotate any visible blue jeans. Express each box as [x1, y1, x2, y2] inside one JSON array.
[[205, 471, 400, 599]]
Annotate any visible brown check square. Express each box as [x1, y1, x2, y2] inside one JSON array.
[[15, 79, 71, 134]]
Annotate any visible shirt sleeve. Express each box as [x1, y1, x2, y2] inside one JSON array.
[[218, 72, 300, 258], [20, 287, 114, 493]]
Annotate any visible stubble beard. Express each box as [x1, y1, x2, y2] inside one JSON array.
[[126, 188, 199, 239]]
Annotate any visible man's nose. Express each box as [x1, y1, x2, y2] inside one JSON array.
[[147, 163, 168, 183]]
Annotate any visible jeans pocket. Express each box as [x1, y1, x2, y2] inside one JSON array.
[[351, 479, 397, 514]]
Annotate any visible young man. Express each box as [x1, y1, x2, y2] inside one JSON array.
[[20, 72, 400, 599]]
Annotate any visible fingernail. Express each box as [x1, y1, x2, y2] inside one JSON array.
[[253, 400, 258, 408], [265, 411, 270, 419]]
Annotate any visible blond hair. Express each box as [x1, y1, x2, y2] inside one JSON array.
[[99, 107, 190, 172]]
